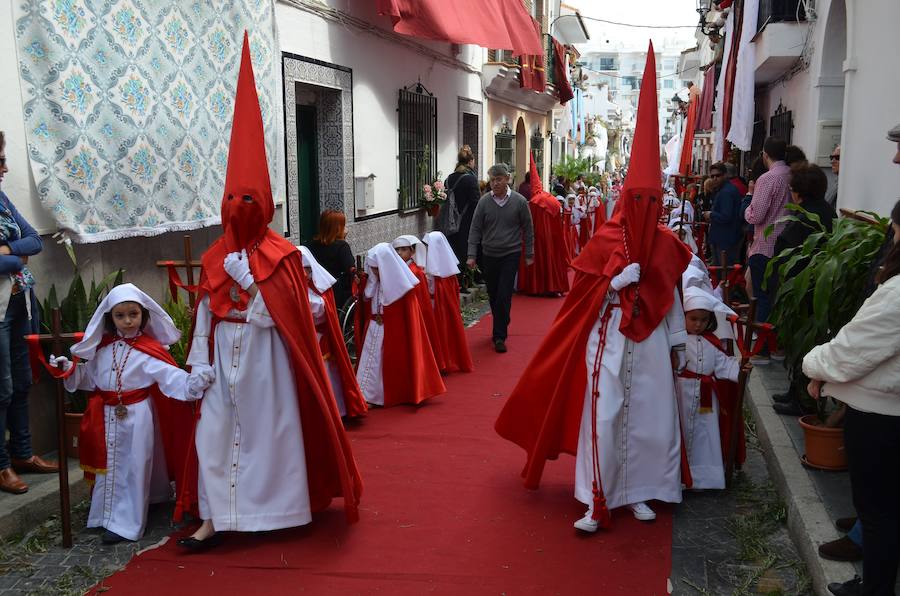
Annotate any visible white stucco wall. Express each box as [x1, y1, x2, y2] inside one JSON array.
[[276, 1, 484, 215]]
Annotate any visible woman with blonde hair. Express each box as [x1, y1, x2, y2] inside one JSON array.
[[443, 146, 481, 277]]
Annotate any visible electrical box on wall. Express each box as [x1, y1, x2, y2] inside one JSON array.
[[355, 174, 376, 214], [815, 120, 842, 167]]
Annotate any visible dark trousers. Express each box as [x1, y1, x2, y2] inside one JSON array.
[[0, 292, 34, 470], [748, 253, 772, 324], [844, 406, 900, 596], [481, 251, 520, 341]]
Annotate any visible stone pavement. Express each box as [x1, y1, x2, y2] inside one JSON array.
[[670, 414, 812, 595]]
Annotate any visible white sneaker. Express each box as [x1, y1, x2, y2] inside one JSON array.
[[629, 502, 656, 521], [573, 511, 599, 533]]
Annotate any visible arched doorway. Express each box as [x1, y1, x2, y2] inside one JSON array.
[[514, 117, 527, 187], [815, 0, 846, 167]]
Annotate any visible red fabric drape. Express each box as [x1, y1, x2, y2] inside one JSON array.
[[518, 18, 546, 92], [678, 96, 699, 176], [720, 3, 744, 146], [518, 197, 570, 295], [696, 66, 715, 131], [551, 37, 574, 105], [376, 0, 543, 56], [316, 287, 368, 418]]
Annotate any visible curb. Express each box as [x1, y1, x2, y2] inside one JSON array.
[[746, 373, 855, 596], [0, 459, 89, 540]]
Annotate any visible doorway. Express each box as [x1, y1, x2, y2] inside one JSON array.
[[296, 104, 319, 243], [514, 117, 526, 187]]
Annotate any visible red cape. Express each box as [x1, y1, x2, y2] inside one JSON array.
[[181, 250, 363, 524], [592, 200, 607, 234], [577, 212, 592, 252], [431, 276, 473, 373], [518, 194, 569, 295], [562, 209, 577, 261], [79, 334, 194, 502], [316, 286, 369, 418], [409, 263, 445, 371], [379, 291, 447, 406]]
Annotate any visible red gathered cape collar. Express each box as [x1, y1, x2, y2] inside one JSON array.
[[431, 276, 473, 373], [313, 286, 369, 418], [380, 291, 446, 406], [183, 247, 363, 523]]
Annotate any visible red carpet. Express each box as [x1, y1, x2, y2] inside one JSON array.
[[91, 294, 673, 595]]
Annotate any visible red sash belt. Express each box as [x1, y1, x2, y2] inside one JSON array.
[[678, 369, 716, 412], [80, 387, 153, 485]]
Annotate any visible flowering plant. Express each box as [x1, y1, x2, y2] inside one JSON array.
[[419, 176, 447, 210]]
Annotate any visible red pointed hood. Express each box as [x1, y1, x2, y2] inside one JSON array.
[[201, 30, 296, 318], [572, 42, 690, 342], [221, 31, 274, 254], [529, 153, 542, 196]]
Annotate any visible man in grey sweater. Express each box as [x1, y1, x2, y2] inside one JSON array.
[[467, 164, 534, 353]]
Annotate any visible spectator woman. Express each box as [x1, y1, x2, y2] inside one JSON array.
[[444, 145, 481, 275], [803, 198, 900, 596], [0, 130, 56, 495], [305, 210, 354, 308]]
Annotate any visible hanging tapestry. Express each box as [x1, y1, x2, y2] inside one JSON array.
[[13, 1, 282, 242]]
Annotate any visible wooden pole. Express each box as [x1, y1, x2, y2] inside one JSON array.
[[725, 298, 757, 486], [182, 235, 196, 309], [50, 309, 72, 548]]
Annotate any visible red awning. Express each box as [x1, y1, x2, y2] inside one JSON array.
[[377, 0, 544, 56]]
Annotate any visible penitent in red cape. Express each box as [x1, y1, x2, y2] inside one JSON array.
[[495, 41, 692, 493], [178, 32, 362, 523], [409, 262, 446, 371], [518, 154, 569, 295]]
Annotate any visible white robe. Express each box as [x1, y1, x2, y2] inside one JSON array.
[[574, 289, 687, 510], [355, 286, 386, 406], [188, 294, 311, 532], [676, 334, 740, 490], [309, 289, 347, 417], [64, 343, 192, 540]]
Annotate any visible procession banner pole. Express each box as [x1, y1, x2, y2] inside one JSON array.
[[51, 309, 73, 548]]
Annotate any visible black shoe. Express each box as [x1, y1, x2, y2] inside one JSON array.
[[177, 532, 223, 552], [772, 392, 794, 404], [493, 339, 507, 353], [827, 576, 862, 596], [835, 516, 857, 533], [101, 530, 128, 545], [818, 535, 863, 562], [773, 401, 804, 416]]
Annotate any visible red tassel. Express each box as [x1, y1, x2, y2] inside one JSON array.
[[591, 484, 612, 528]]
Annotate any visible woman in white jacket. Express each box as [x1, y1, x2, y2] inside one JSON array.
[[803, 198, 900, 596]]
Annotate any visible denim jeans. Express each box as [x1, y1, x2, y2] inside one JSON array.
[[848, 518, 863, 547], [481, 251, 520, 341], [0, 292, 34, 470], [748, 253, 772, 323]]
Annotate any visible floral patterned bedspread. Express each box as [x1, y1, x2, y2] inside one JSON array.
[[13, 0, 282, 242]]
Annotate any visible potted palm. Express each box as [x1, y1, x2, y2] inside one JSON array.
[[765, 206, 888, 470]]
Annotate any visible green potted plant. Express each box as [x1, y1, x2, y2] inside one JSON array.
[[37, 244, 124, 457], [765, 206, 887, 469]]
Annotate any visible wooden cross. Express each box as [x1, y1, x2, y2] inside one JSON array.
[[29, 309, 82, 548], [707, 250, 740, 303], [156, 235, 203, 308]]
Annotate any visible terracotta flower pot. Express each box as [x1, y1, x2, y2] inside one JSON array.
[[426, 204, 440, 217], [798, 414, 847, 471], [64, 412, 83, 459]]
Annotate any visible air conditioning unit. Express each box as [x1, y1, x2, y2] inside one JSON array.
[[355, 174, 376, 213]]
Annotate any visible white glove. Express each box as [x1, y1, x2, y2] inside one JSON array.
[[186, 365, 215, 400], [49, 354, 73, 372], [610, 263, 641, 292], [224, 249, 254, 291]]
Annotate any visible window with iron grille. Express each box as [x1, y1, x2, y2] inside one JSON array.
[[598, 57, 616, 71], [530, 129, 544, 182], [494, 121, 515, 179], [769, 101, 793, 144], [398, 82, 437, 212]]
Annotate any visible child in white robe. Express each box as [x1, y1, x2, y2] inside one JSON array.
[[676, 286, 741, 490], [51, 284, 213, 544]]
